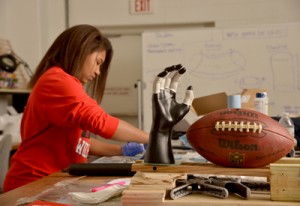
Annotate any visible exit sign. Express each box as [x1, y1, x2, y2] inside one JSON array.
[[130, 0, 154, 14]]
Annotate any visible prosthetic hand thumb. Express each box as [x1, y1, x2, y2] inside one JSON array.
[[121, 142, 145, 156]]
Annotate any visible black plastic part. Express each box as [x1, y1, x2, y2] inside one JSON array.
[[0, 54, 18, 73], [66, 163, 135, 176]]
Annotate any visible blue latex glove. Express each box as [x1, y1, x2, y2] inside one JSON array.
[[143, 144, 148, 150], [121, 142, 145, 156]]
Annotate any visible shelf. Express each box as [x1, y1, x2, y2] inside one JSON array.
[[0, 88, 31, 94]]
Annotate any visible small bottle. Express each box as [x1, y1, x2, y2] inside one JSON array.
[[254, 92, 268, 115], [279, 112, 296, 157]]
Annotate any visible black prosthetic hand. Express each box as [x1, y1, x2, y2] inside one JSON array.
[[144, 64, 194, 164]]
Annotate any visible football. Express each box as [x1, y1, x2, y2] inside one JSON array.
[[186, 108, 295, 168]]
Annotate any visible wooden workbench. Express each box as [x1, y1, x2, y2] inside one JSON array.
[[0, 171, 123, 206], [1, 158, 299, 206]]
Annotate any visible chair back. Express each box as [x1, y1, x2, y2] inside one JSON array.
[[0, 134, 12, 192]]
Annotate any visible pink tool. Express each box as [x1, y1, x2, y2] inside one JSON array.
[[91, 181, 126, 192]]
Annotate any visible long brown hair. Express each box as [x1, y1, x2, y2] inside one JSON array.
[[28, 24, 113, 103]]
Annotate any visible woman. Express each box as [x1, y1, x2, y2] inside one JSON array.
[[3, 24, 148, 192]]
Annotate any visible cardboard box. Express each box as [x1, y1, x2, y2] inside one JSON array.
[[176, 92, 227, 131], [190, 89, 268, 116], [191, 92, 227, 116], [184, 89, 267, 128]]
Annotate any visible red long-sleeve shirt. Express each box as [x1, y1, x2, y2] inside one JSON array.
[[4, 67, 119, 192]]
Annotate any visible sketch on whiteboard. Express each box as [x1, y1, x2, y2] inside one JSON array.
[[238, 76, 265, 89], [142, 23, 300, 132], [189, 49, 246, 79], [270, 52, 298, 91]]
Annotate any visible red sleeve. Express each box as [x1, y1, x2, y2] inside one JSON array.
[[32, 67, 119, 138]]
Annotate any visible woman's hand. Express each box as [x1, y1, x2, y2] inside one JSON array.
[[121, 142, 145, 156]]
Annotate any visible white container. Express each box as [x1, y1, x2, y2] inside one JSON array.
[[254, 92, 268, 115], [227, 94, 241, 108]]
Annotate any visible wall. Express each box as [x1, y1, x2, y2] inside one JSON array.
[[1, 0, 300, 127], [0, 0, 66, 72], [1, 0, 299, 73], [68, 0, 300, 28]]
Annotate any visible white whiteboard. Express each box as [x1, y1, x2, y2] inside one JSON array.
[[142, 23, 300, 132]]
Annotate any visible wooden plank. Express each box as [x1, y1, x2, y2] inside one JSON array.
[[273, 157, 300, 164], [132, 162, 270, 177], [122, 190, 300, 206]]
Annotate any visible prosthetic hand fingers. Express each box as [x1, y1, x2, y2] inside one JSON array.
[[153, 70, 168, 94], [164, 64, 182, 89], [153, 64, 185, 93], [182, 86, 194, 106], [169, 66, 186, 92]]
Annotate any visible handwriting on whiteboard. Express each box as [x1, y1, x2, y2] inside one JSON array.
[[145, 42, 182, 54], [223, 27, 288, 40]]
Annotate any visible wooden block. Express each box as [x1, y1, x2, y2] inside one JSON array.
[[128, 184, 173, 190], [122, 189, 166, 205], [128, 172, 186, 190], [122, 189, 166, 198], [270, 158, 300, 201], [131, 172, 186, 185]]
